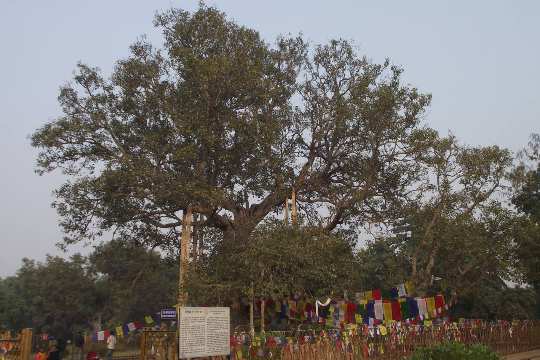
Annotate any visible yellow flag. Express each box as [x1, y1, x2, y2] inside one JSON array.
[[405, 281, 414, 295], [116, 327, 123, 338], [383, 302, 393, 321], [364, 291, 373, 301], [426, 297, 436, 317]]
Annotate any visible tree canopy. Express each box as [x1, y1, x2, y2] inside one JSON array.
[[32, 4, 434, 251]]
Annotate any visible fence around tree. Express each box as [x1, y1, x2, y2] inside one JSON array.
[[228, 320, 540, 359]]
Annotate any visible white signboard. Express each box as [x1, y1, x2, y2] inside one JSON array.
[[178, 307, 230, 359]]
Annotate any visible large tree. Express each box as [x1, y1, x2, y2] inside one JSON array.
[[512, 133, 540, 316], [32, 4, 433, 252]]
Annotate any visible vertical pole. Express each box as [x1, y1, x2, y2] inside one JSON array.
[[260, 299, 265, 333], [191, 213, 199, 263], [178, 207, 192, 307], [177, 207, 192, 348], [291, 188, 297, 226], [283, 198, 289, 225], [249, 282, 255, 339], [20, 328, 32, 360]]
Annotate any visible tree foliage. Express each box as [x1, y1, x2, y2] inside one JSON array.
[[0, 247, 176, 337], [511, 133, 540, 316], [89, 240, 177, 325], [32, 4, 433, 251], [391, 135, 511, 294], [188, 224, 357, 303], [0, 256, 96, 338]]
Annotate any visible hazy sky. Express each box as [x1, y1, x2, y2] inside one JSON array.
[[1, 1, 539, 277]]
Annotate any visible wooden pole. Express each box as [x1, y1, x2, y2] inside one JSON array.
[[191, 213, 199, 263], [177, 208, 192, 350], [178, 207, 192, 307], [291, 188, 297, 226], [283, 198, 289, 225], [20, 328, 32, 360], [260, 299, 265, 333], [249, 282, 255, 339]]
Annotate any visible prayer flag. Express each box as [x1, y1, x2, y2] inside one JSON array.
[[97, 331, 105, 341], [116, 327, 124, 339], [416, 298, 428, 319], [391, 300, 402, 321], [399, 298, 410, 320], [372, 289, 382, 300], [364, 291, 373, 301], [383, 301, 393, 321], [408, 297, 419, 318], [374, 300, 384, 320], [346, 302, 356, 324], [145, 315, 154, 325], [435, 294, 445, 314], [339, 302, 346, 322], [397, 283, 407, 297], [426, 297, 436, 318], [405, 281, 414, 296], [366, 300, 375, 320]]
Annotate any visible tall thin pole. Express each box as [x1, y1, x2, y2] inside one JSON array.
[[191, 213, 199, 263], [178, 207, 192, 308], [260, 299, 265, 333], [249, 282, 255, 339], [283, 198, 289, 225], [291, 188, 297, 226]]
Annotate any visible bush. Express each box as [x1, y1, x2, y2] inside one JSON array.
[[409, 342, 501, 360]]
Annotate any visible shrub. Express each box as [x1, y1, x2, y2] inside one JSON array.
[[409, 342, 501, 360]]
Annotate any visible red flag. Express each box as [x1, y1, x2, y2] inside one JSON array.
[[391, 300, 402, 321], [435, 294, 445, 314]]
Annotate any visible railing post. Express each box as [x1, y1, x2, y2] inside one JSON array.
[[19, 328, 33, 360], [139, 331, 146, 360]]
